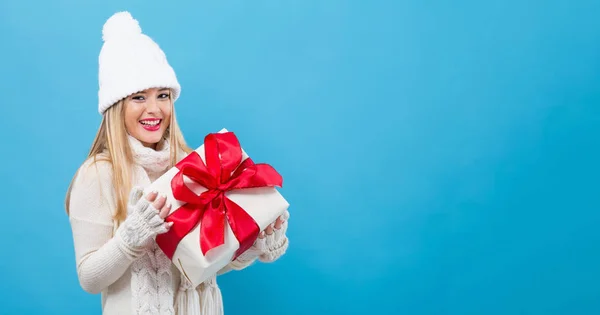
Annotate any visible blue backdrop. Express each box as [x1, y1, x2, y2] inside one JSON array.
[[1, 0, 599, 314]]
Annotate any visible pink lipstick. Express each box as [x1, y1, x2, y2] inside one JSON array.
[[139, 118, 161, 131]]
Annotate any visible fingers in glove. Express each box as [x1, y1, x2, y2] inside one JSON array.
[[145, 191, 158, 202], [156, 221, 173, 234], [258, 214, 285, 239], [153, 197, 173, 232], [152, 194, 167, 210], [159, 203, 172, 219], [274, 215, 285, 229], [266, 215, 285, 234], [265, 223, 275, 236], [254, 235, 267, 250], [146, 209, 173, 235], [128, 186, 146, 206], [282, 210, 290, 221], [146, 213, 164, 227]]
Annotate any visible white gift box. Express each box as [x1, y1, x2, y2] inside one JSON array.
[[143, 128, 289, 287]]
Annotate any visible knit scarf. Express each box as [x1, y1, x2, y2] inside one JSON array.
[[127, 135, 223, 315]]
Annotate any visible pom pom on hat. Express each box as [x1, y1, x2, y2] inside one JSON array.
[[102, 11, 142, 42], [97, 11, 181, 115]]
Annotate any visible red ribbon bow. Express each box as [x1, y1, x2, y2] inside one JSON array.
[[155, 132, 283, 260]]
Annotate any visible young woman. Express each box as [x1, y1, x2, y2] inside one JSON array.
[[65, 11, 290, 315]]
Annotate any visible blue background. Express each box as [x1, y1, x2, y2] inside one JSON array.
[[1, 0, 599, 314]]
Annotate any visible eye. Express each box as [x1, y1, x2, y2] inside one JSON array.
[[158, 93, 170, 99], [131, 95, 145, 101]]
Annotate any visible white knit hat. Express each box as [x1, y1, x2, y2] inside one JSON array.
[[97, 11, 181, 115]]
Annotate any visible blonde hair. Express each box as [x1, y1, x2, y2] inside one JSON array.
[[65, 91, 192, 223]]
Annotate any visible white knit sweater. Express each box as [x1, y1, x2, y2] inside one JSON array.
[[68, 136, 289, 315]]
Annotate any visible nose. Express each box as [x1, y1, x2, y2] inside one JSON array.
[[145, 97, 159, 113]]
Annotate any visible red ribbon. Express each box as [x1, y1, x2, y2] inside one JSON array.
[[155, 131, 283, 261]]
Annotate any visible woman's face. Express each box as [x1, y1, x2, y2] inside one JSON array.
[[123, 87, 172, 148]]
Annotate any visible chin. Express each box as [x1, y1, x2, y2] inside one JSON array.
[[143, 137, 162, 145], [135, 130, 166, 147]]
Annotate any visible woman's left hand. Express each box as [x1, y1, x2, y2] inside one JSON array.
[[226, 211, 289, 270], [258, 215, 286, 239]]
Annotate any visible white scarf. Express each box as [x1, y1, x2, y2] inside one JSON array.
[[128, 135, 223, 315]]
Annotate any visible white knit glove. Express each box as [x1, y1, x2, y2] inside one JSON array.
[[116, 186, 170, 250], [256, 210, 289, 262], [229, 210, 290, 269]]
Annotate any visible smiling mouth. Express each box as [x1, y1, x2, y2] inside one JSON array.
[[139, 119, 162, 131]]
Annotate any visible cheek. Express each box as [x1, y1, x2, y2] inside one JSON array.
[[125, 116, 136, 132], [124, 103, 142, 131], [160, 103, 172, 126]]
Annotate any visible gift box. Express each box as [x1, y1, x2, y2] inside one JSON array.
[[143, 128, 289, 287]]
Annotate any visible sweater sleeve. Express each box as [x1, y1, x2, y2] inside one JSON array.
[[68, 159, 145, 294]]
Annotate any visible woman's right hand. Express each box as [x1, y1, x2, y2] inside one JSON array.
[[144, 191, 172, 222], [117, 186, 173, 249]]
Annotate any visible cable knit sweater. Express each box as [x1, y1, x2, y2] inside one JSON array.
[[68, 136, 289, 315]]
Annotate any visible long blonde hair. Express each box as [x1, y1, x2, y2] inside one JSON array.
[[65, 91, 192, 223]]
